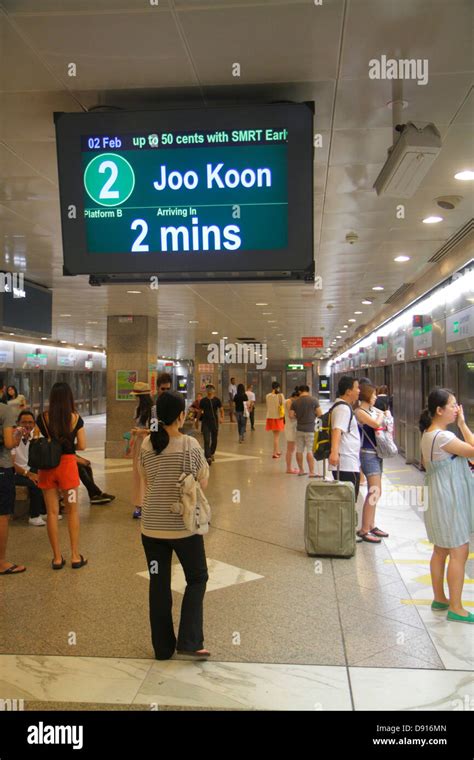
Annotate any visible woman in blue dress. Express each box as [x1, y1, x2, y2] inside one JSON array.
[[419, 388, 474, 624]]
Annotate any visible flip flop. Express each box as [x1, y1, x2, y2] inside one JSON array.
[[370, 527, 389, 538], [357, 531, 381, 544], [0, 563, 26, 575], [71, 555, 88, 569], [176, 649, 210, 660], [52, 556, 66, 570]]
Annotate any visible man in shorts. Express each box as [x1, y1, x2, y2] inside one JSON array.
[[0, 377, 25, 574], [290, 385, 322, 477]]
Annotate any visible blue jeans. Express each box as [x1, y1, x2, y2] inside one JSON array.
[[236, 412, 247, 438]]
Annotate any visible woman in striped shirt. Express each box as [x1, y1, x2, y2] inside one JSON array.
[[139, 391, 211, 659]]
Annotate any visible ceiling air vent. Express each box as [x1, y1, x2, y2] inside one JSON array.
[[236, 337, 258, 343], [428, 219, 474, 263], [384, 283, 414, 304]]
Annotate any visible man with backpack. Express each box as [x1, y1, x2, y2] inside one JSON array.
[[328, 376, 361, 504]]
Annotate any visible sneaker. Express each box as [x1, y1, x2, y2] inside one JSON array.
[[90, 493, 115, 505], [132, 507, 142, 519], [29, 516, 46, 527]]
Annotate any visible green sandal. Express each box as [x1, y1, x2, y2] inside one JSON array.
[[447, 610, 474, 623]]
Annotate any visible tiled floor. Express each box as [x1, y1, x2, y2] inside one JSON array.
[[2, 409, 473, 710]]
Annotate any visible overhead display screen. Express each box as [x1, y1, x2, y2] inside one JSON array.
[[54, 103, 313, 282]]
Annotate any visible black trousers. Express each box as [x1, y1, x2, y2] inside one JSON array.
[[77, 463, 101, 498], [249, 408, 255, 430], [14, 473, 46, 518], [141, 533, 208, 659], [332, 470, 361, 500], [201, 423, 218, 459]]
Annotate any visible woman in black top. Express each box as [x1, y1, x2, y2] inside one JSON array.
[[233, 383, 249, 443], [35, 383, 87, 570]]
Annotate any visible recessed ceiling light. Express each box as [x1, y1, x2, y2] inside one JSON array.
[[211, 331, 218, 335], [93, 345, 99, 348], [394, 255, 410, 262], [223, 336, 228, 340], [127, 290, 142, 294], [78, 343, 84, 346], [268, 320, 277, 323], [354, 310, 363, 314], [60, 340, 67, 344], [189, 320, 199, 324], [60, 313, 71, 317], [422, 216, 443, 224], [362, 299, 373, 305], [256, 302, 268, 306], [336, 335, 341, 339], [276, 333, 283, 336], [348, 319, 356, 323], [262, 312, 272, 315], [343, 324, 348, 328], [454, 170, 474, 181], [9, 333, 14, 336], [372, 286, 384, 291], [340, 330, 347, 333], [87, 321, 98, 325], [41, 337, 48, 340]]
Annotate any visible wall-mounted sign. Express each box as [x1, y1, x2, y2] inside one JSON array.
[[26, 352, 47, 367], [287, 363, 304, 370], [413, 327, 432, 352], [58, 353, 76, 367], [0, 344, 14, 366], [301, 337, 324, 348], [446, 305, 474, 343], [116, 370, 138, 401], [392, 334, 406, 361]]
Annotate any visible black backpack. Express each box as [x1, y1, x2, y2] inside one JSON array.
[[313, 401, 354, 461]]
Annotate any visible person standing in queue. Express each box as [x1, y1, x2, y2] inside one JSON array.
[[419, 388, 474, 623], [329, 376, 363, 543], [35, 382, 87, 570], [233, 383, 248, 443], [265, 381, 285, 459], [130, 382, 155, 519], [199, 384, 224, 465], [284, 389, 300, 474], [139, 391, 210, 659], [290, 385, 322, 477], [354, 382, 389, 543]]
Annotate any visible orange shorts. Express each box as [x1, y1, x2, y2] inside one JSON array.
[[38, 454, 80, 491]]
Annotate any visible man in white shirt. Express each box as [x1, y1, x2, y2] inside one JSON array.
[[329, 376, 361, 500], [228, 377, 237, 423], [12, 410, 47, 526], [246, 384, 256, 430]]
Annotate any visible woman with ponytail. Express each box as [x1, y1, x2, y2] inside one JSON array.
[[419, 388, 474, 623], [139, 391, 211, 659]]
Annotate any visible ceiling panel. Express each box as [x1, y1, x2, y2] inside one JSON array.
[[0, 0, 471, 360]]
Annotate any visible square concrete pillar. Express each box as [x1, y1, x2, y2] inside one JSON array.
[[105, 315, 157, 457]]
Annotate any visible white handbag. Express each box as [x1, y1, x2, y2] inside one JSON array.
[[170, 436, 211, 535]]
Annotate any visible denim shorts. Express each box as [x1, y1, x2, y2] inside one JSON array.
[[360, 449, 383, 476]]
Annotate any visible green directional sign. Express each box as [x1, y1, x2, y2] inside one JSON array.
[[84, 153, 135, 207]]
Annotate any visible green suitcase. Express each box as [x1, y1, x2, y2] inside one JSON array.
[[304, 477, 356, 558]]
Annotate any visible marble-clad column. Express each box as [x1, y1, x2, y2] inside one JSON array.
[[105, 315, 157, 457]]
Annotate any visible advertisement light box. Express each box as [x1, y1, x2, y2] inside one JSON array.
[[54, 103, 314, 282]]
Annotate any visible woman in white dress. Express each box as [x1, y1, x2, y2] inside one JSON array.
[[419, 388, 474, 624]]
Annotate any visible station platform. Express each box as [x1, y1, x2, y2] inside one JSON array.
[[2, 410, 472, 712]]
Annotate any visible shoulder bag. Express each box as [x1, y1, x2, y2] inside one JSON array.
[[170, 436, 211, 534], [28, 414, 63, 470]]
